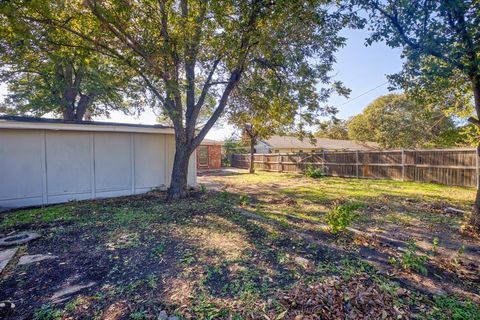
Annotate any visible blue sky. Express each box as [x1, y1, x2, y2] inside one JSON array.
[[207, 27, 405, 139], [328, 27, 404, 119], [0, 26, 404, 140]]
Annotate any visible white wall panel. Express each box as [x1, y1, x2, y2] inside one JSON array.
[[134, 133, 166, 191], [0, 127, 196, 209], [0, 129, 44, 207], [94, 132, 132, 194], [45, 131, 91, 202]]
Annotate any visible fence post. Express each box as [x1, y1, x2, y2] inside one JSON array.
[[401, 149, 405, 181], [355, 150, 359, 178], [322, 150, 326, 174]]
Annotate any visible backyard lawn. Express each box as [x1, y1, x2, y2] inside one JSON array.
[[1, 169, 480, 319]]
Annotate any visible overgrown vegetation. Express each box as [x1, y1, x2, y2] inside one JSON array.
[[221, 139, 248, 167], [1, 171, 479, 319]]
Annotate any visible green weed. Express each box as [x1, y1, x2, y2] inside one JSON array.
[[146, 274, 158, 289], [428, 295, 480, 320], [181, 249, 196, 265], [400, 238, 429, 275], [432, 237, 439, 254], [130, 310, 147, 320], [452, 245, 465, 265], [325, 202, 362, 234], [151, 243, 166, 259], [239, 194, 250, 206], [33, 305, 63, 320], [192, 293, 229, 319], [304, 165, 325, 179]]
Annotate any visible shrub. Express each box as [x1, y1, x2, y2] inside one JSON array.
[[326, 202, 362, 234], [400, 238, 429, 275], [305, 165, 325, 179]]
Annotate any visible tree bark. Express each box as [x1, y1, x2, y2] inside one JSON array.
[[167, 140, 192, 200], [473, 145, 480, 230], [249, 137, 255, 174], [62, 108, 76, 121], [76, 94, 92, 121], [469, 76, 480, 231], [61, 94, 91, 121]]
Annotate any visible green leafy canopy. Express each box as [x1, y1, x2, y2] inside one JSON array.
[[348, 94, 466, 149], [0, 1, 142, 120]]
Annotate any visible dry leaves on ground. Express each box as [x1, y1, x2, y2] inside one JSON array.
[[275, 276, 408, 320]]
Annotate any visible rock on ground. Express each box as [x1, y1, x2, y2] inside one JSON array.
[[18, 254, 57, 265], [0, 248, 18, 273], [0, 232, 40, 246], [51, 282, 96, 303]]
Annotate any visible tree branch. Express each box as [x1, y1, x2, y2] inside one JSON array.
[[85, 0, 158, 72], [370, 1, 466, 71], [192, 69, 242, 148], [468, 117, 480, 128]]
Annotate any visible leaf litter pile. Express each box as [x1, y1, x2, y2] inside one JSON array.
[[277, 276, 407, 320]]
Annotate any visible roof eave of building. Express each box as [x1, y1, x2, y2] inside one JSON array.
[[0, 116, 175, 134]]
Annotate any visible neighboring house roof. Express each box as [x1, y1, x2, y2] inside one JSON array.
[[0, 115, 175, 134], [260, 135, 379, 151], [200, 138, 224, 146]]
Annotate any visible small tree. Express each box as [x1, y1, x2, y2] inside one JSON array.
[[228, 94, 294, 174], [227, 66, 347, 173], [354, 0, 480, 229]]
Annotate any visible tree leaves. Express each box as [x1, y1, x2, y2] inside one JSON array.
[[0, 0, 141, 120], [347, 94, 465, 149]]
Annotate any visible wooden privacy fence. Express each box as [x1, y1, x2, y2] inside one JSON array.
[[230, 148, 480, 188]]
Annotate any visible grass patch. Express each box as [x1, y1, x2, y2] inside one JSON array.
[[428, 295, 480, 320], [1, 170, 478, 319], [0, 205, 77, 229]]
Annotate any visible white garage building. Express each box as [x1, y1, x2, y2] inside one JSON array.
[[0, 116, 196, 209]]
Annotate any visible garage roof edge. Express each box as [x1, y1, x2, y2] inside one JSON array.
[[0, 115, 175, 134]]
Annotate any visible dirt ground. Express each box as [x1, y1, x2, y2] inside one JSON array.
[[0, 169, 479, 319]]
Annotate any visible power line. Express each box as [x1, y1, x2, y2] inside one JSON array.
[[335, 81, 389, 108]]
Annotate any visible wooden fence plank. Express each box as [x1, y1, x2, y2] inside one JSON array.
[[230, 149, 479, 188]]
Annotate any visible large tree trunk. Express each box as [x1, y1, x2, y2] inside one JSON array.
[[75, 94, 92, 121], [62, 108, 76, 121], [167, 141, 192, 200], [473, 145, 480, 229], [470, 76, 480, 231], [249, 138, 255, 174]]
